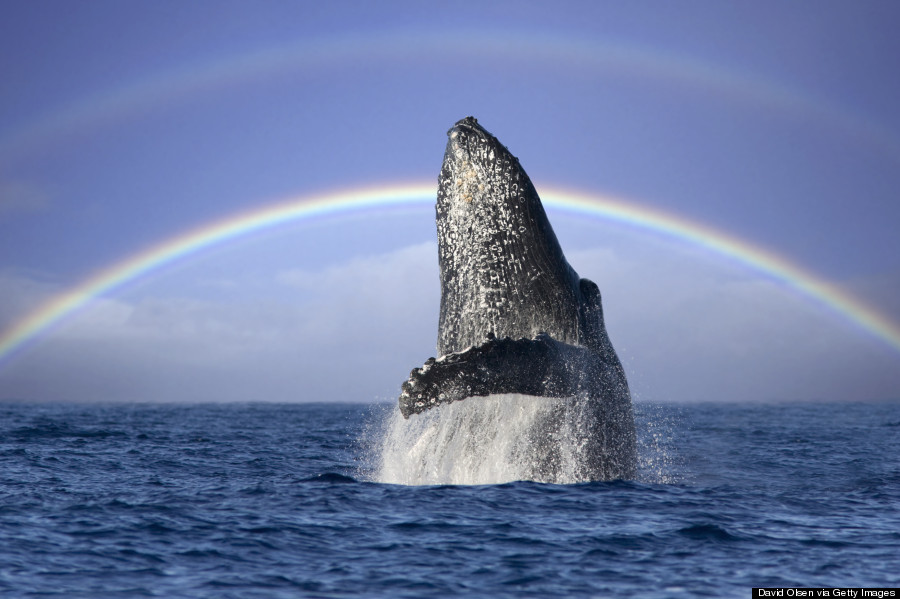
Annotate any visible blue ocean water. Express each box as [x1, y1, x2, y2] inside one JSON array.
[[1, 400, 898, 598]]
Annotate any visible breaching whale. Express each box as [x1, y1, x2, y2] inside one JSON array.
[[398, 117, 636, 481]]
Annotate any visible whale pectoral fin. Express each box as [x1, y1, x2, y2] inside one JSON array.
[[398, 333, 591, 418]]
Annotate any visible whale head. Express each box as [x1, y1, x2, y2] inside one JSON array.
[[435, 117, 583, 356]]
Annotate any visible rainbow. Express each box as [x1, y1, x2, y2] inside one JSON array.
[[2, 31, 896, 166], [1, 182, 899, 368]]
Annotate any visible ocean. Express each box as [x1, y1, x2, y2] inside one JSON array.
[[1, 399, 897, 598]]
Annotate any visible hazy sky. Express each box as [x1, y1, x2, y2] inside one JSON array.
[[1, 1, 898, 403]]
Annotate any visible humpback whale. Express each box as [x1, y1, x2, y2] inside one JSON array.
[[398, 117, 636, 481]]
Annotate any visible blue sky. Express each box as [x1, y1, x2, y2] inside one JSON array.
[[1, 1, 898, 403]]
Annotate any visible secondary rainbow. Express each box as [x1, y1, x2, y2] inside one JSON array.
[[3, 30, 896, 166], [1, 182, 899, 368]]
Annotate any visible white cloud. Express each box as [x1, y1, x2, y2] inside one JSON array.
[[570, 243, 900, 402], [274, 241, 439, 344], [1, 238, 898, 404], [0, 243, 440, 403]]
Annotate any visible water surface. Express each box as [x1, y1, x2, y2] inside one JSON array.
[[1, 400, 897, 597]]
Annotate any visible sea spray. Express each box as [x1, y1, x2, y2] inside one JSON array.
[[633, 402, 684, 484], [367, 397, 680, 485], [373, 394, 610, 485]]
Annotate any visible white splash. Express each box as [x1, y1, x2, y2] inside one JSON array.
[[373, 394, 594, 485]]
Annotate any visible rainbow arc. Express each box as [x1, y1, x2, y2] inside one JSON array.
[[1, 182, 899, 368]]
